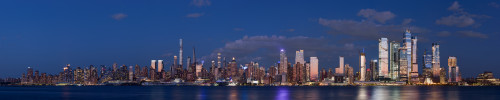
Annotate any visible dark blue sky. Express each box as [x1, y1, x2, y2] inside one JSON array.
[[1, 0, 499, 78]]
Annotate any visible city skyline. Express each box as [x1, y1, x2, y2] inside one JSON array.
[[1, 0, 499, 79]]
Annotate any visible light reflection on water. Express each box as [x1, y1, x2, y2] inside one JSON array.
[[0, 86, 494, 100]]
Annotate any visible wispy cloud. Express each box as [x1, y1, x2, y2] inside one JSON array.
[[281, 29, 295, 32], [436, 31, 451, 37], [186, 13, 204, 18], [402, 18, 414, 25], [436, 1, 489, 27], [489, 2, 500, 8], [111, 13, 127, 20], [457, 31, 488, 39], [233, 28, 245, 31], [191, 0, 211, 7], [357, 9, 396, 23]]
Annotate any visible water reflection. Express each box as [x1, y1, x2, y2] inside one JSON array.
[[305, 87, 319, 100], [357, 86, 368, 100], [151, 87, 165, 100], [372, 86, 390, 100], [400, 86, 420, 100], [276, 87, 289, 100], [229, 87, 238, 100], [61, 86, 71, 100], [427, 86, 443, 100], [4, 86, 489, 100]]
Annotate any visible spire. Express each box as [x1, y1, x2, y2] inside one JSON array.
[[193, 46, 196, 65]]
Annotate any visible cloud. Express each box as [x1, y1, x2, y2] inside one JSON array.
[[436, 15, 475, 27], [457, 31, 488, 39], [191, 0, 211, 7], [489, 2, 500, 8], [357, 9, 396, 23], [111, 13, 127, 20], [402, 18, 414, 25], [186, 13, 204, 18], [318, 18, 428, 41], [233, 28, 245, 31], [436, 1, 488, 27], [200, 35, 360, 66], [281, 29, 295, 32], [436, 31, 451, 37], [448, 1, 463, 12], [319, 9, 429, 42]]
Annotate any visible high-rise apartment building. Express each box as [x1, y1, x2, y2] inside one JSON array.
[[360, 52, 366, 81]]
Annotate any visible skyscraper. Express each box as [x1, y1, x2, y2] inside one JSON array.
[[157, 60, 163, 72], [390, 41, 400, 81], [411, 36, 419, 80], [279, 49, 288, 74], [379, 38, 389, 78], [370, 60, 378, 81], [295, 50, 305, 64], [337, 56, 344, 75], [151, 60, 157, 70], [217, 53, 221, 68], [359, 52, 366, 81], [423, 50, 432, 68], [403, 29, 412, 81], [129, 66, 133, 81], [432, 43, 441, 82], [310, 57, 318, 82], [179, 39, 183, 66], [448, 56, 460, 82], [151, 60, 156, 80], [399, 48, 408, 81]]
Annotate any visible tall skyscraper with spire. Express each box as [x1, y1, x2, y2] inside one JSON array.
[[379, 38, 389, 78], [193, 47, 196, 65]]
